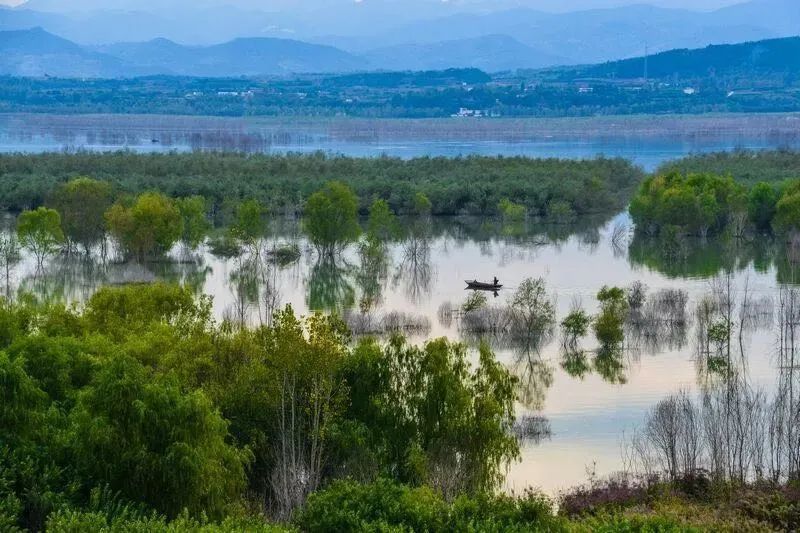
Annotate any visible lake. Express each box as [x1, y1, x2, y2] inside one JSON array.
[[3, 212, 789, 495], [3, 113, 800, 171], [2, 112, 797, 495]]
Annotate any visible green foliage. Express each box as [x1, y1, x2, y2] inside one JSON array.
[[231, 199, 266, 245], [773, 182, 800, 236], [630, 172, 746, 236], [658, 150, 800, 188], [0, 152, 643, 218], [748, 182, 779, 232], [176, 196, 211, 250], [68, 354, 249, 519], [17, 207, 64, 265], [498, 198, 526, 223], [367, 199, 400, 241], [561, 310, 592, 339], [304, 181, 361, 254], [49, 177, 113, 253], [46, 509, 293, 532], [105, 192, 184, 260], [547, 200, 576, 223], [297, 479, 562, 533], [561, 308, 592, 352], [462, 291, 489, 314], [413, 192, 432, 216], [336, 337, 519, 497], [510, 278, 556, 340], [594, 286, 629, 347], [84, 283, 199, 339], [296, 479, 449, 532]]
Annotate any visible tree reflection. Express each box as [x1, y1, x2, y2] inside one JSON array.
[[19, 255, 109, 304], [307, 256, 355, 313], [561, 350, 591, 380], [356, 237, 390, 311], [393, 233, 435, 305], [628, 232, 772, 279], [593, 345, 628, 385]]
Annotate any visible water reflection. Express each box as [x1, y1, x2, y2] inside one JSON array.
[[307, 257, 355, 312], [393, 234, 435, 305], [6, 213, 800, 493]]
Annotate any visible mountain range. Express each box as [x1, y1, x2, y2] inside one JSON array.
[[0, 0, 798, 68], [3, 27, 800, 81]]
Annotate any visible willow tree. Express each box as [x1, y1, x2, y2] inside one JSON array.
[[17, 207, 64, 266], [49, 177, 113, 254], [303, 182, 360, 257], [105, 192, 183, 261]]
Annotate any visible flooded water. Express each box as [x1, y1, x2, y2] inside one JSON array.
[[2, 113, 800, 171], [2, 112, 798, 494], [4, 213, 790, 495]]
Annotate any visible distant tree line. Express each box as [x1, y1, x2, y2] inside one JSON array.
[[0, 152, 642, 218]]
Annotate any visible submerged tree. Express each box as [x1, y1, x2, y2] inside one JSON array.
[[594, 286, 628, 348], [105, 192, 183, 261], [176, 195, 211, 252], [0, 234, 21, 300], [17, 207, 64, 266], [367, 199, 400, 242], [304, 181, 361, 256], [49, 177, 113, 254], [231, 198, 267, 248]]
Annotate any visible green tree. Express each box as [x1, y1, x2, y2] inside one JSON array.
[[498, 198, 527, 223], [231, 199, 267, 246], [176, 196, 211, 251], [510, 278, 556, 340], [105, 192, 183, 261], [68, 355, 248, 519], [0, 234, 21, 300], [336, 337, 519, 499], [774, 184, 800, 237], [561, 307, 592, 352], [593, 286, 628, 347], [748, 182, 779, 232], [304, 182, 361, 256], [413, 192, 432, 217], [17, 207, 64, 266], [630, 172, 746, 237], [367, 199, 400, 241], [49, 177, 113, 254]]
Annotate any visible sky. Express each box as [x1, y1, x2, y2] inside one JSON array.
[[0, 0, 750, 10]]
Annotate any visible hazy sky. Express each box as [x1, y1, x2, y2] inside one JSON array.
[[0, 0, 750, 9]]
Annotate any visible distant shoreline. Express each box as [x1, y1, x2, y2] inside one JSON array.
[[3, 111, 800, 143]]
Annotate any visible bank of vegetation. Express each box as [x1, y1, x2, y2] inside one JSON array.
[[630, 171, 800, 239], [2, 280, 798, 532], [0, 152, 642, 218]]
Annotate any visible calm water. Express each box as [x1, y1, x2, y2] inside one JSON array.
[[3, 214, 788, 494], [3, 113, 800, 171], [2, 112, 798, 494]]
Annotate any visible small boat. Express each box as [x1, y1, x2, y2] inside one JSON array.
[[465, 280, 503, 290]]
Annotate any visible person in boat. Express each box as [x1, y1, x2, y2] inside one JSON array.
[[493, 276, 499, 286]]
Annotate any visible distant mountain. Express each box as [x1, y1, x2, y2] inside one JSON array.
[[359, 1, 794, 64], [2, 0, 797, 65], [94, 37, 365, 76], [554, 36, 800, 80], [0, 27, 126, 76], [0, 28, 366, 77], [363, 35, 570, 71]]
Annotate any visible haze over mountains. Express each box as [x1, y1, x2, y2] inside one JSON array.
[[0, 0, 798, 72], [2, 26, 799, 81]]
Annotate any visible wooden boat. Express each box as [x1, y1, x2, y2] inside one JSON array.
[[465, 280, 503, 290]]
